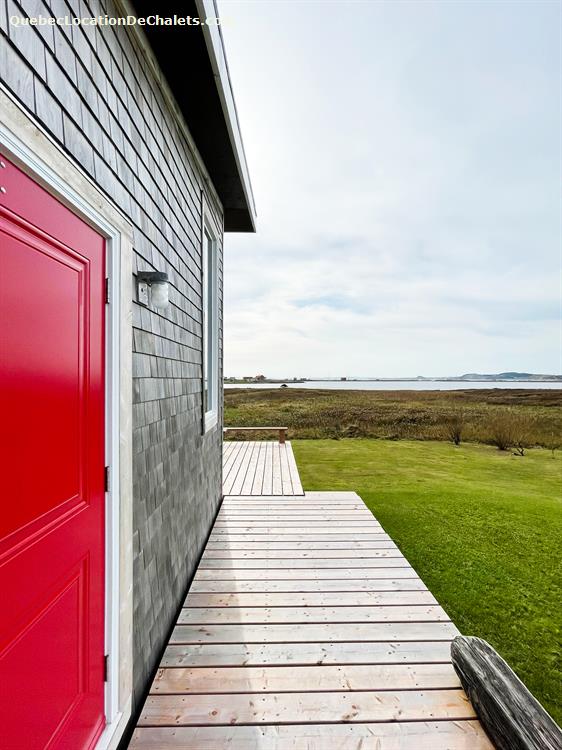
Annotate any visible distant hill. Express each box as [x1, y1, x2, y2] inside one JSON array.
[[226, 372, 562, 383], [458, 373, 561, 381]]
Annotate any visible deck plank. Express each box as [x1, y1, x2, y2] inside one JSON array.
[[230, 442, 255, 495], [208, 534, 393, 542], [221, 511, 368, 516], [189, 579, 428, 593], [222, 501, 364, 507], [224, 493, 357, 502], [202, 548, 401, 558], [222, 442, 235, 461], [151, 663, 461, 693], [222, 501, 366, 506], [138, 689, 475, 726], [131, 491, 487, 749], [279, 440, 294, 495], [210, 527, 386, 536], [184, 590, 439, 607], [177, 605, 451, 624], [286, 441, 304, 495], [262, 441, 273, 495], [241, 442, 260, 496], [218, 514, 377, 521], [223, 441, 252, 495], [169, 622, 459, 644], [131, 721, 493, 749], [193, 568, 418, 580], [204, 540, 398, 550], [160, 640, 453, 667], [271, 443, 283, 495], [250, 441, 265, 495], [198, 557, 409, 568], [221, 442, 246, 494], [213, 523, 384, 530]]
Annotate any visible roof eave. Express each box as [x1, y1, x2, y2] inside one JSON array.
[[195, 0, 256, 232]]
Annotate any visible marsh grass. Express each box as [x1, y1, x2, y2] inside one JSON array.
[[225, 388, 561, 447]]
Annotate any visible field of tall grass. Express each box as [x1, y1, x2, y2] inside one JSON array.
[[225, 388, 562, 448]]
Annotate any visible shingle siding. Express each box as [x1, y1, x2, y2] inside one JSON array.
[[1, 0, 224, 707]]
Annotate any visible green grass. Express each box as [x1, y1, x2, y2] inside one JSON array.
[[292, 439, 562, 723]]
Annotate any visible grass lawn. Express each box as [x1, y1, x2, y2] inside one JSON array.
[[292, 438, 562, 723]]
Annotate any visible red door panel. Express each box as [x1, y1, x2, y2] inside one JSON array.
[[0, 155, 105, 750]]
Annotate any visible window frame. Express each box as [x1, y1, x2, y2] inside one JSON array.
[[202, 209, 219, 434]]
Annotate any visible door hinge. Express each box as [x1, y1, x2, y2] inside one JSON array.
[[104, 654, 109, 681], [104, 466, 110, 492], [105, 277, 110, 304]]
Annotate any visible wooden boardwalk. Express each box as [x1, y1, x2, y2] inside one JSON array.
[[223, 441, 304, 496], [130, 492, 492, 749]]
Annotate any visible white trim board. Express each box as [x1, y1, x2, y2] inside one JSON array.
[[202, 198, 220, 434], [0, 88, 134, 750]]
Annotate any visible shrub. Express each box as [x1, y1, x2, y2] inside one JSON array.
[[444, 410, 465, 445], [488, 410, 515, 450], [488, 410, 535, 454], [510, 413, 536, 456]]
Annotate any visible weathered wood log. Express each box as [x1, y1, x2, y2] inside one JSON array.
[[451, 636, 562, 750]]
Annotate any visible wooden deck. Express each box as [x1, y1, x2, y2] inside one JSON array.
[[223, 440, 304, 496], [130, 491, 492, 749]]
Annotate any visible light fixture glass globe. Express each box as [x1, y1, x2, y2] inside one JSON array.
[[151, 281, 169, 309]]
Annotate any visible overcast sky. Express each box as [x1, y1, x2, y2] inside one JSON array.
[[219, 0, 561, 378]]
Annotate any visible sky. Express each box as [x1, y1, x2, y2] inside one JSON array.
[[218, 0, 561, 378]]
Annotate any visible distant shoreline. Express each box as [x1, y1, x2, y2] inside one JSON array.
[[224, 379, 562, 392], [225, 378, 562, 384]]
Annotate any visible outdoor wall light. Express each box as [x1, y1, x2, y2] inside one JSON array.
[[137, 271, 170, 309]]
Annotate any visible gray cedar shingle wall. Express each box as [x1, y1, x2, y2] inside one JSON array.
[[1, 0, 224, 705]]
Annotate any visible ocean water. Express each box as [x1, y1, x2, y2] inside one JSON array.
[[225, 380, 562, 391]]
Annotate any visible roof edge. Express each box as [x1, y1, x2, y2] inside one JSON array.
[[195, 0, 257, 232], [116, 0, 224, 219]]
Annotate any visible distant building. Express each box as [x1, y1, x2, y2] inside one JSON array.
[[255, 374, 267, 381]]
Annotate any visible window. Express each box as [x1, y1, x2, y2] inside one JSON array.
[[202, 220, 218, 432]]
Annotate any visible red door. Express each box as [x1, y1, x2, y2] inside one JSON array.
[[0, 155, 106, 749]]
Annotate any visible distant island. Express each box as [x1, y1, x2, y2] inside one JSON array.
[[434, 372, 562, 382], [225, 372, 562, 384], [388, 372, 562, 382]]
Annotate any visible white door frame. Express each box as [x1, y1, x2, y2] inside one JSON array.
[[0, 87, 134, 750]]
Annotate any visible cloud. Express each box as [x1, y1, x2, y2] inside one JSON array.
[[220, 0, 561, 376]]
